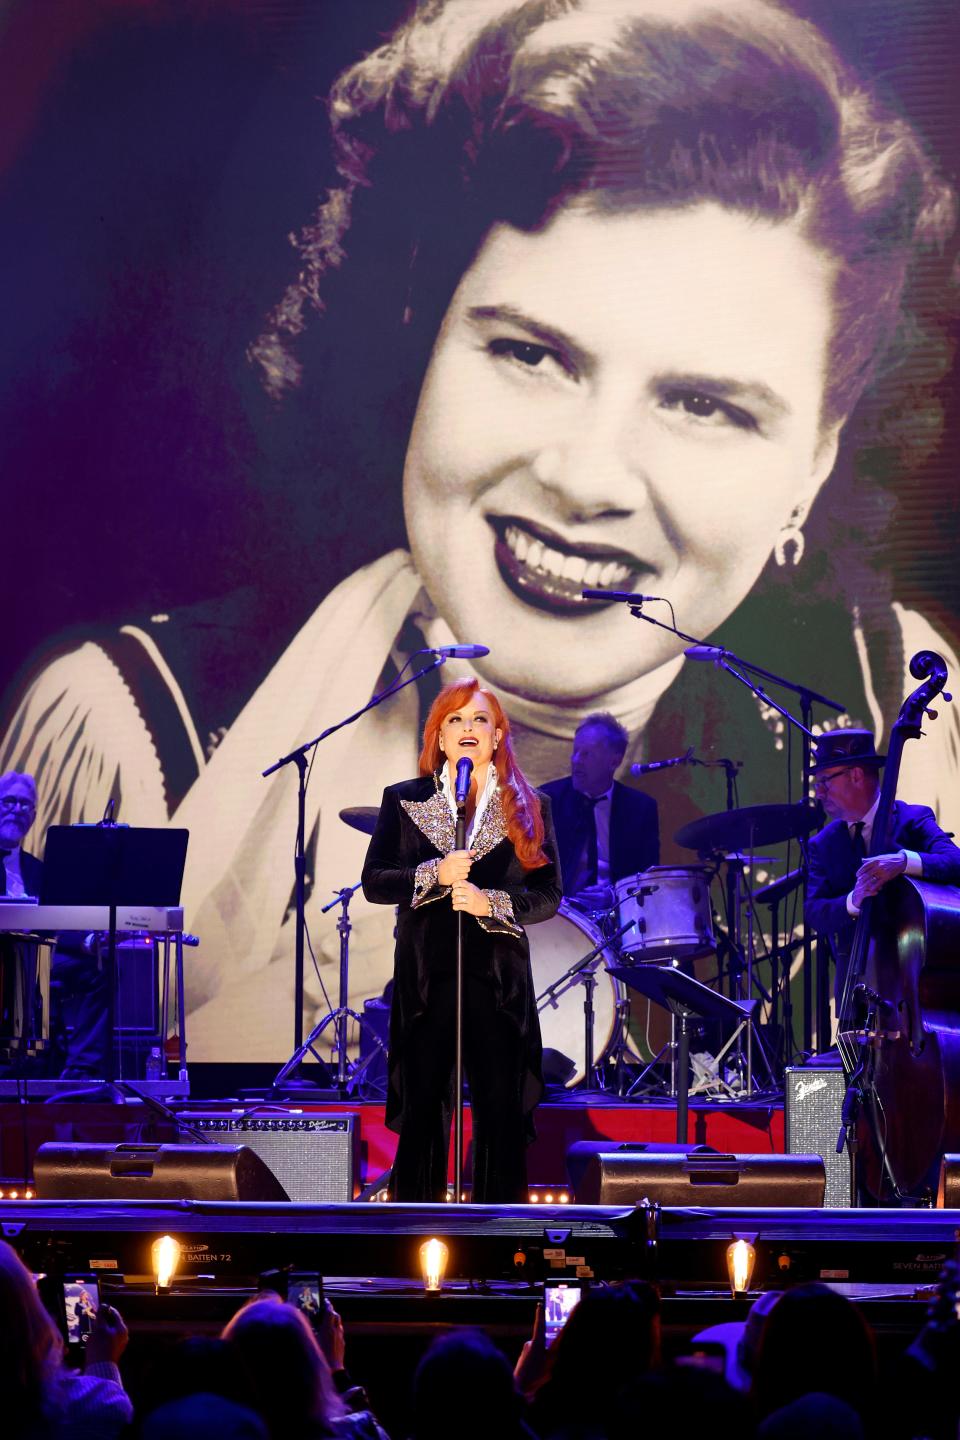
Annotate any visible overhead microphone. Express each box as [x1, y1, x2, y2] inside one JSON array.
[[683, 644, 727, 663], [581, 589, 663, 604], [455, 756, 474, 807], [429, 643, 491, 659]]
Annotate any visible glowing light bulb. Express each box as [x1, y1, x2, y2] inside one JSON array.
[[419, 1238, 449, 1293], [726, 1238, 757, 1295], [152, 1235, 181, 1290]]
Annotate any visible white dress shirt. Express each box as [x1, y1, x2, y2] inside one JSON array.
[[845, 793, 922, 916], [1, 844, 30, 899]]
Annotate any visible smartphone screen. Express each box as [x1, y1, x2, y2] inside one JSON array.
[[63, 1277, 100, 1347], [544, 1280, 583, 1346], [288, 1273, 324, 1323]]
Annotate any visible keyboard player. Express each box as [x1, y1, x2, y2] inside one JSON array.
[[0, 770, 109, 1080]]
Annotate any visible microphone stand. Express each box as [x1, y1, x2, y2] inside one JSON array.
[[595, 595, 845, 1057], [263, 651, 449, 1087], [454, 793, 467, 1203]]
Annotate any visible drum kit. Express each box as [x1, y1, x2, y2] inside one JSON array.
[[335, 796, 817, 1104]]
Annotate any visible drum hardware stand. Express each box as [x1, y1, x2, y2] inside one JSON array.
[[271, 880, 387, 1099], [623, 988, 680, 1100], [262, 647, 454, 1080], [754, 867, 805, 1074], [535, 919, 636, 1094]]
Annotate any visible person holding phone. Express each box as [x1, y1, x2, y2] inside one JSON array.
[[0, 1242, 131, 1439]]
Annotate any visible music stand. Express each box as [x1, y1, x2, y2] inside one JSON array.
[[40, 826, 189, 1081], [607, 963, 756, 1143]]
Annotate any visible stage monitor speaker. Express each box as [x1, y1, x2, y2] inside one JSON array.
[[573, 1150, 825, 1207], [33, 1142, 289, 1201], [785, 1064, 851, 1208], [935, 1155, 960, 1207], [566, 1140, 716, 1196], [178, 1111, 359, 1202]]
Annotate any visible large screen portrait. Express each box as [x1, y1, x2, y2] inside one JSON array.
[[3, 0, 959, 1064]]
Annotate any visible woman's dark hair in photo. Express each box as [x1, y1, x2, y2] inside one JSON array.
[[255, 0, 953, 433], [749, 1282, 877, 1422]]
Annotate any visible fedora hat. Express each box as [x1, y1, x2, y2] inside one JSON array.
[[811, 728, 886, 774]]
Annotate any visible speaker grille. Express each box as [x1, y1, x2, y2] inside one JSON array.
[[179, 1113, 359, 1202], [784, 1066, 851, 1208]]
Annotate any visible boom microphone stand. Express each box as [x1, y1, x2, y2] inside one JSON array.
[[582, 590, 845, 1055], [263, 644, 488, 1089]]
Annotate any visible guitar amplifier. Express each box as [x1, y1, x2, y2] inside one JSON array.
[[785, 1065, 851, 1208], [178, 1111, 359, 1202]]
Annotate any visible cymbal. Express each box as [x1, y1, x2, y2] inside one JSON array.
[[675, 803, 818, 855], [338, 806, 380, 836]]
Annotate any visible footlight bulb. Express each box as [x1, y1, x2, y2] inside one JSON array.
[[419, 1238, 449, 1293], [152, 1235, 181, 1291], [726, 1238, 756, 1295]]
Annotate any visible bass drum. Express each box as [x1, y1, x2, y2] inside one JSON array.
[[529, 901, 620, 1087]]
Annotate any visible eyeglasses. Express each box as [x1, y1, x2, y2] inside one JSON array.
[[0, 796, 36, 813], [813, 769, 847, 790]]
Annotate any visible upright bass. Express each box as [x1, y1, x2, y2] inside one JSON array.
[[836, 651, 960, 1202]]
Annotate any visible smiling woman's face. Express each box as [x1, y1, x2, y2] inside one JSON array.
[[403, 200, 841, 702]]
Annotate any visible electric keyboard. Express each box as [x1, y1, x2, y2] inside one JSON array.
[[0, 903, 184, 933]]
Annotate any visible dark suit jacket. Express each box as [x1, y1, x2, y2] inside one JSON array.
[[539, 776, 659, 896], [19, 849, 43, 897], [805, 801, 960, 973], [361, 777, 561, 1135]]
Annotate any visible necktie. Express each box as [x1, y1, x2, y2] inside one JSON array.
[[582, 796, 602, 888], [850, 821, 867, 866]]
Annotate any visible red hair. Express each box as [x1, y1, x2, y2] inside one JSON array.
[[419, 678, 547, 870]]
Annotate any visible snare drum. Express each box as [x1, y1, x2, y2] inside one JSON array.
[[615, 866, 715, 960], [529, 901, 621, 1086]]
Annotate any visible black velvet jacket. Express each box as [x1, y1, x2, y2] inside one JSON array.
[[361, 775, 561, 1135]]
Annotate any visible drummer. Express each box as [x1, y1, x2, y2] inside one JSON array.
[[541, 714, 659, 914]]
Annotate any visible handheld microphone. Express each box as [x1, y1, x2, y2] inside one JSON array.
[[630, 748, 695, 776], [684, 644, 727, 663], [455, 756, 473, 807], [581, 589, 663, 604], [430, 643, 491, 659]]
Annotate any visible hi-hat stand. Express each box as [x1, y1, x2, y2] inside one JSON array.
[[271, 880, 387, 1098]]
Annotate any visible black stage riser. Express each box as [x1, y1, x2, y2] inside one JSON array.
[[3, 1201, 960, 1289]]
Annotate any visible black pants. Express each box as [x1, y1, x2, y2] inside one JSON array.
[[391, 972, 529, 1204]]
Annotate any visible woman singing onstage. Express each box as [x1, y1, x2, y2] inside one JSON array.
[[361, 678, 560, 1203]]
